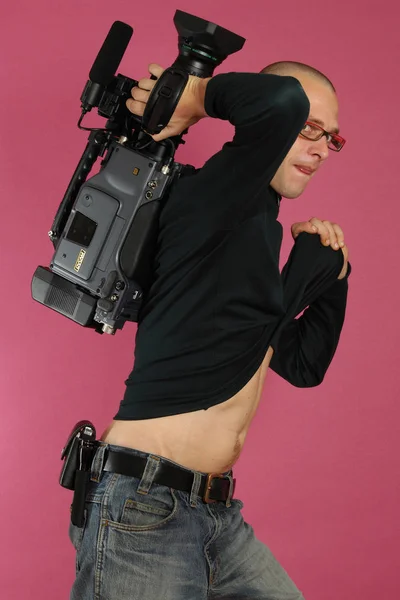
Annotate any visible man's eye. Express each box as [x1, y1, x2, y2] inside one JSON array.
[[303, 124, 312, 132]]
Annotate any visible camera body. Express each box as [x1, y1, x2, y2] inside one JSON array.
[[31, 11, 245, 334], [39, 141, 186, 332]]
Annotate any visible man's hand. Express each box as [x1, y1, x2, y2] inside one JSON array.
[[126, 63, 210, 142], [291, 218, 349, 280]]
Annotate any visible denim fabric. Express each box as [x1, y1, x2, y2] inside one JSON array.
[[69, 443, 305, 600]]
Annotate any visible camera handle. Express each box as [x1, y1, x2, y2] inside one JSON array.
[[49, 130, 110, 248], [141, 67, 189, 135]]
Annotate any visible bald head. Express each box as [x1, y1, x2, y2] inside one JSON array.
[[259, 61, 341, 199], [260, 61, 336, 93]]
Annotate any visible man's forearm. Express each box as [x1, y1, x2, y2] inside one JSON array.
[[270, 269, 350, 387], [202, 72, 309, 141], [269, 232, 351, 387]]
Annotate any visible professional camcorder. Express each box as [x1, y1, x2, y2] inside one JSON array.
[[31, 11, 245, 334]]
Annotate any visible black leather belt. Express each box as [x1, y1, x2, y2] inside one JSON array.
[[102, 448, 236, 505]]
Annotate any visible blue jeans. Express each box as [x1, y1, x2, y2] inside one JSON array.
[[69, 443, 305, 600]]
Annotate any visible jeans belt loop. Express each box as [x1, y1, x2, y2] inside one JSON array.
[[225, 474, 235, 508], [90, 443, 108, 483], [190, 471, 202, 508]]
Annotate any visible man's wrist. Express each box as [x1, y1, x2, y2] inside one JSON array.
[[194, 77, 212, 119]]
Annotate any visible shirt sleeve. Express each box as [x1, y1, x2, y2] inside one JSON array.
[[180, 73, 310, 224], [269, 233, 351, 387], [204, 71, 309, 172]]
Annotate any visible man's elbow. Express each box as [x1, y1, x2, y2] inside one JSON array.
[[293, 374, 325, 388], [274, 76, 310, 130], [283, 364, 326, 388]]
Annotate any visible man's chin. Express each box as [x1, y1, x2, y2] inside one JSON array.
[[282, 189, 304, 199], [270, 180, 306, 200], [276, 186, 305, 200]]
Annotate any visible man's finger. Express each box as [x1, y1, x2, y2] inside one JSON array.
[[337, 244, 349, 279], [323, 220, 338, 249], [309, 217, 329, 244], [148, 63, 165, 79], [332, 223, 345, 248], [131, 87, 150, 103], [126, 98, 145, 116], [135, 65, 165, 92], [136, 77, 157, 91], [152, 126, 172, 142], [291, 221, 316, 239]]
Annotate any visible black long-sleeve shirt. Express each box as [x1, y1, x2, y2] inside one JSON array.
[[114, 72, 351, 420]]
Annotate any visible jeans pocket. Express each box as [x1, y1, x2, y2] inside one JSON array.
[[108, 486, 178, 532]]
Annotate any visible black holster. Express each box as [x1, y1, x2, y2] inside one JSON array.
[[60, 420, 98, 527]]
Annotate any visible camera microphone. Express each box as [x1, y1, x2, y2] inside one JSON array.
[[81, 21, 134, 112], [89, 21, 133, 85]]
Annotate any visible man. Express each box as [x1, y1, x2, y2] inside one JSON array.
[[69, 61, 350, 600]]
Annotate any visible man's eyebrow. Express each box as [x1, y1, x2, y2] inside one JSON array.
[[309, 116, 340, 135]]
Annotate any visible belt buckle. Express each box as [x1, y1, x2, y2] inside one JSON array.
[[203, 473, 235, 507]]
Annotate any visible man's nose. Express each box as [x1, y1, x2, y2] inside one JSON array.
[[311, 136, 329, 161]]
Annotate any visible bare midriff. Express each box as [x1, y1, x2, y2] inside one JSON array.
[[100, 346, 274, 473]]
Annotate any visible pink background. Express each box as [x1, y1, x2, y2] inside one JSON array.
[[1, 0, 399, 598]]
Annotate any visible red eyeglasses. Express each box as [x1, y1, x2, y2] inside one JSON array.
[[299, 121, 346, 152]]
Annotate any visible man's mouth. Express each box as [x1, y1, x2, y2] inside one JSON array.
[[294, 165, 316, 176]]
